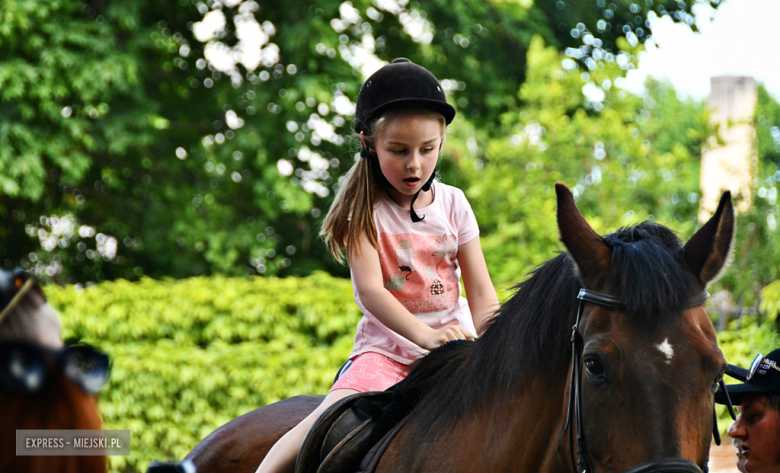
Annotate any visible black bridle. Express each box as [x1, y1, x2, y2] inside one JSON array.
[[564, 288, 718, 473]]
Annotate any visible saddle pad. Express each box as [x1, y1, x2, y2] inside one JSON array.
[[295, 391, 393, 473]]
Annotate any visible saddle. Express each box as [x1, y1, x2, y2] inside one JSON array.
[[295, 390, 400, 473], [296, 341, 472, 473]]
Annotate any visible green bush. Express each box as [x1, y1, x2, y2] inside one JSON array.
[[760, 279, 780, 323], [715, 281, 780, 435], [717, 280, 780, 379], [45, 272, 360, 473]]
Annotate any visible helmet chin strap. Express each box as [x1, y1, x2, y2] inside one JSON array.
[[360, 144, 435, 223], [409, 171, 435, 222], [360, 131, 436, 223]]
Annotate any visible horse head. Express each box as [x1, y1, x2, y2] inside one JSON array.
[[556, 183, 734, 472], [0, 269, 109, 473]]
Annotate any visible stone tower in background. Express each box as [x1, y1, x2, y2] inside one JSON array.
[[699, 76, 757, 221]]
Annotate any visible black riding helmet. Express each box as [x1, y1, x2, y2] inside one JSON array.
[[355, 58, 456, 222]]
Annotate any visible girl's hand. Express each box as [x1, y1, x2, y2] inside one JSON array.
[[420, 325, 474, 350]]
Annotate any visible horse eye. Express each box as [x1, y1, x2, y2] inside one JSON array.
[[585, 358, 604, 376]]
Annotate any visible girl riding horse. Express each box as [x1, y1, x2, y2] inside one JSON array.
[[186, 186, 735, 473], [256, 58, 499, 473]]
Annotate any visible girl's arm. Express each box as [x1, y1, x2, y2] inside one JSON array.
[[349, 231, 474, 350], [458, 237, 499, 334]]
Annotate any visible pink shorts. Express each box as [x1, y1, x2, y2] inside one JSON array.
[[329, 352, 409, 393]]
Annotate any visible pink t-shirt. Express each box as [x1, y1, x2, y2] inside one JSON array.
[[349, 182, 480, 365]]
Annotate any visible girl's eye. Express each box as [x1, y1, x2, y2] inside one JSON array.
[[392, 150, 406, 155]]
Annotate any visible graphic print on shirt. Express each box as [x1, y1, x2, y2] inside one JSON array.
[[379, 232, 459, 316], [384, 272, 405, 291], [430, 234, 457, 295], [396, 240, 415, 280]]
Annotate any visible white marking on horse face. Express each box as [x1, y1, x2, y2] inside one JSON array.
[[657, 339, 674, 364]]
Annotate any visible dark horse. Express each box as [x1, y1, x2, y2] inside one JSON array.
[[185, 184, 734, 473], [0, 269, 109, 473]]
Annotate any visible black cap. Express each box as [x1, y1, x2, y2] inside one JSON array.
[[354, 58, 456, 132], [716, 349, 780, 405]]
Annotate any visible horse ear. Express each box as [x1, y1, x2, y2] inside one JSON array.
[[555, 183, 611, 287], [683, 192, 735, 286]]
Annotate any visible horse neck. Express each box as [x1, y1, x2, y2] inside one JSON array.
[[0, 372, 105, 473], [444, 299, 577, 470], [481, 371, 572, 472], [399, 366, 572, 473]]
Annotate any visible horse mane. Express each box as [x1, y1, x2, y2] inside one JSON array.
[[393, 221, 701, 441]]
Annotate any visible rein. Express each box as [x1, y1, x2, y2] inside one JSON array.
[[564, 288, 710, 473]]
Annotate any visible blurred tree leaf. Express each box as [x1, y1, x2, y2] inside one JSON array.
[[447, 36, 711, 289]]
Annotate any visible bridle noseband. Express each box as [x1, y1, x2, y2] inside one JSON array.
[[564, 288, 711, 473]]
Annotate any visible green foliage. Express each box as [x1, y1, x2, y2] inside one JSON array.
[[45, 272, 359, 472], [445, 36, 709, 290], [756, 84, 780, 167], [719, 314, 780, 373], [713, 85, 780, 306], [1, 0, 347, 282], [50, 272, 361, 345], [761, 280, 780, 323], [0, 0, 715, 284]]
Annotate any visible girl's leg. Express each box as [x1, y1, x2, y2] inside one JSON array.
[[255, 388, 359, 473]]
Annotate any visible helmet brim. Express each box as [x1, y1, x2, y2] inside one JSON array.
[[356, 98, 456, 131]]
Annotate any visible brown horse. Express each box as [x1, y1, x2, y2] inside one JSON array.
[[0, 269, 108, 473], [185, 184, 734, 473]]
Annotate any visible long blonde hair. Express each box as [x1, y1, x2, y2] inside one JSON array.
[[320, 108, 446, 263]]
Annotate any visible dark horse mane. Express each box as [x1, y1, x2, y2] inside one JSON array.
[[389, 221, 702, 441]]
